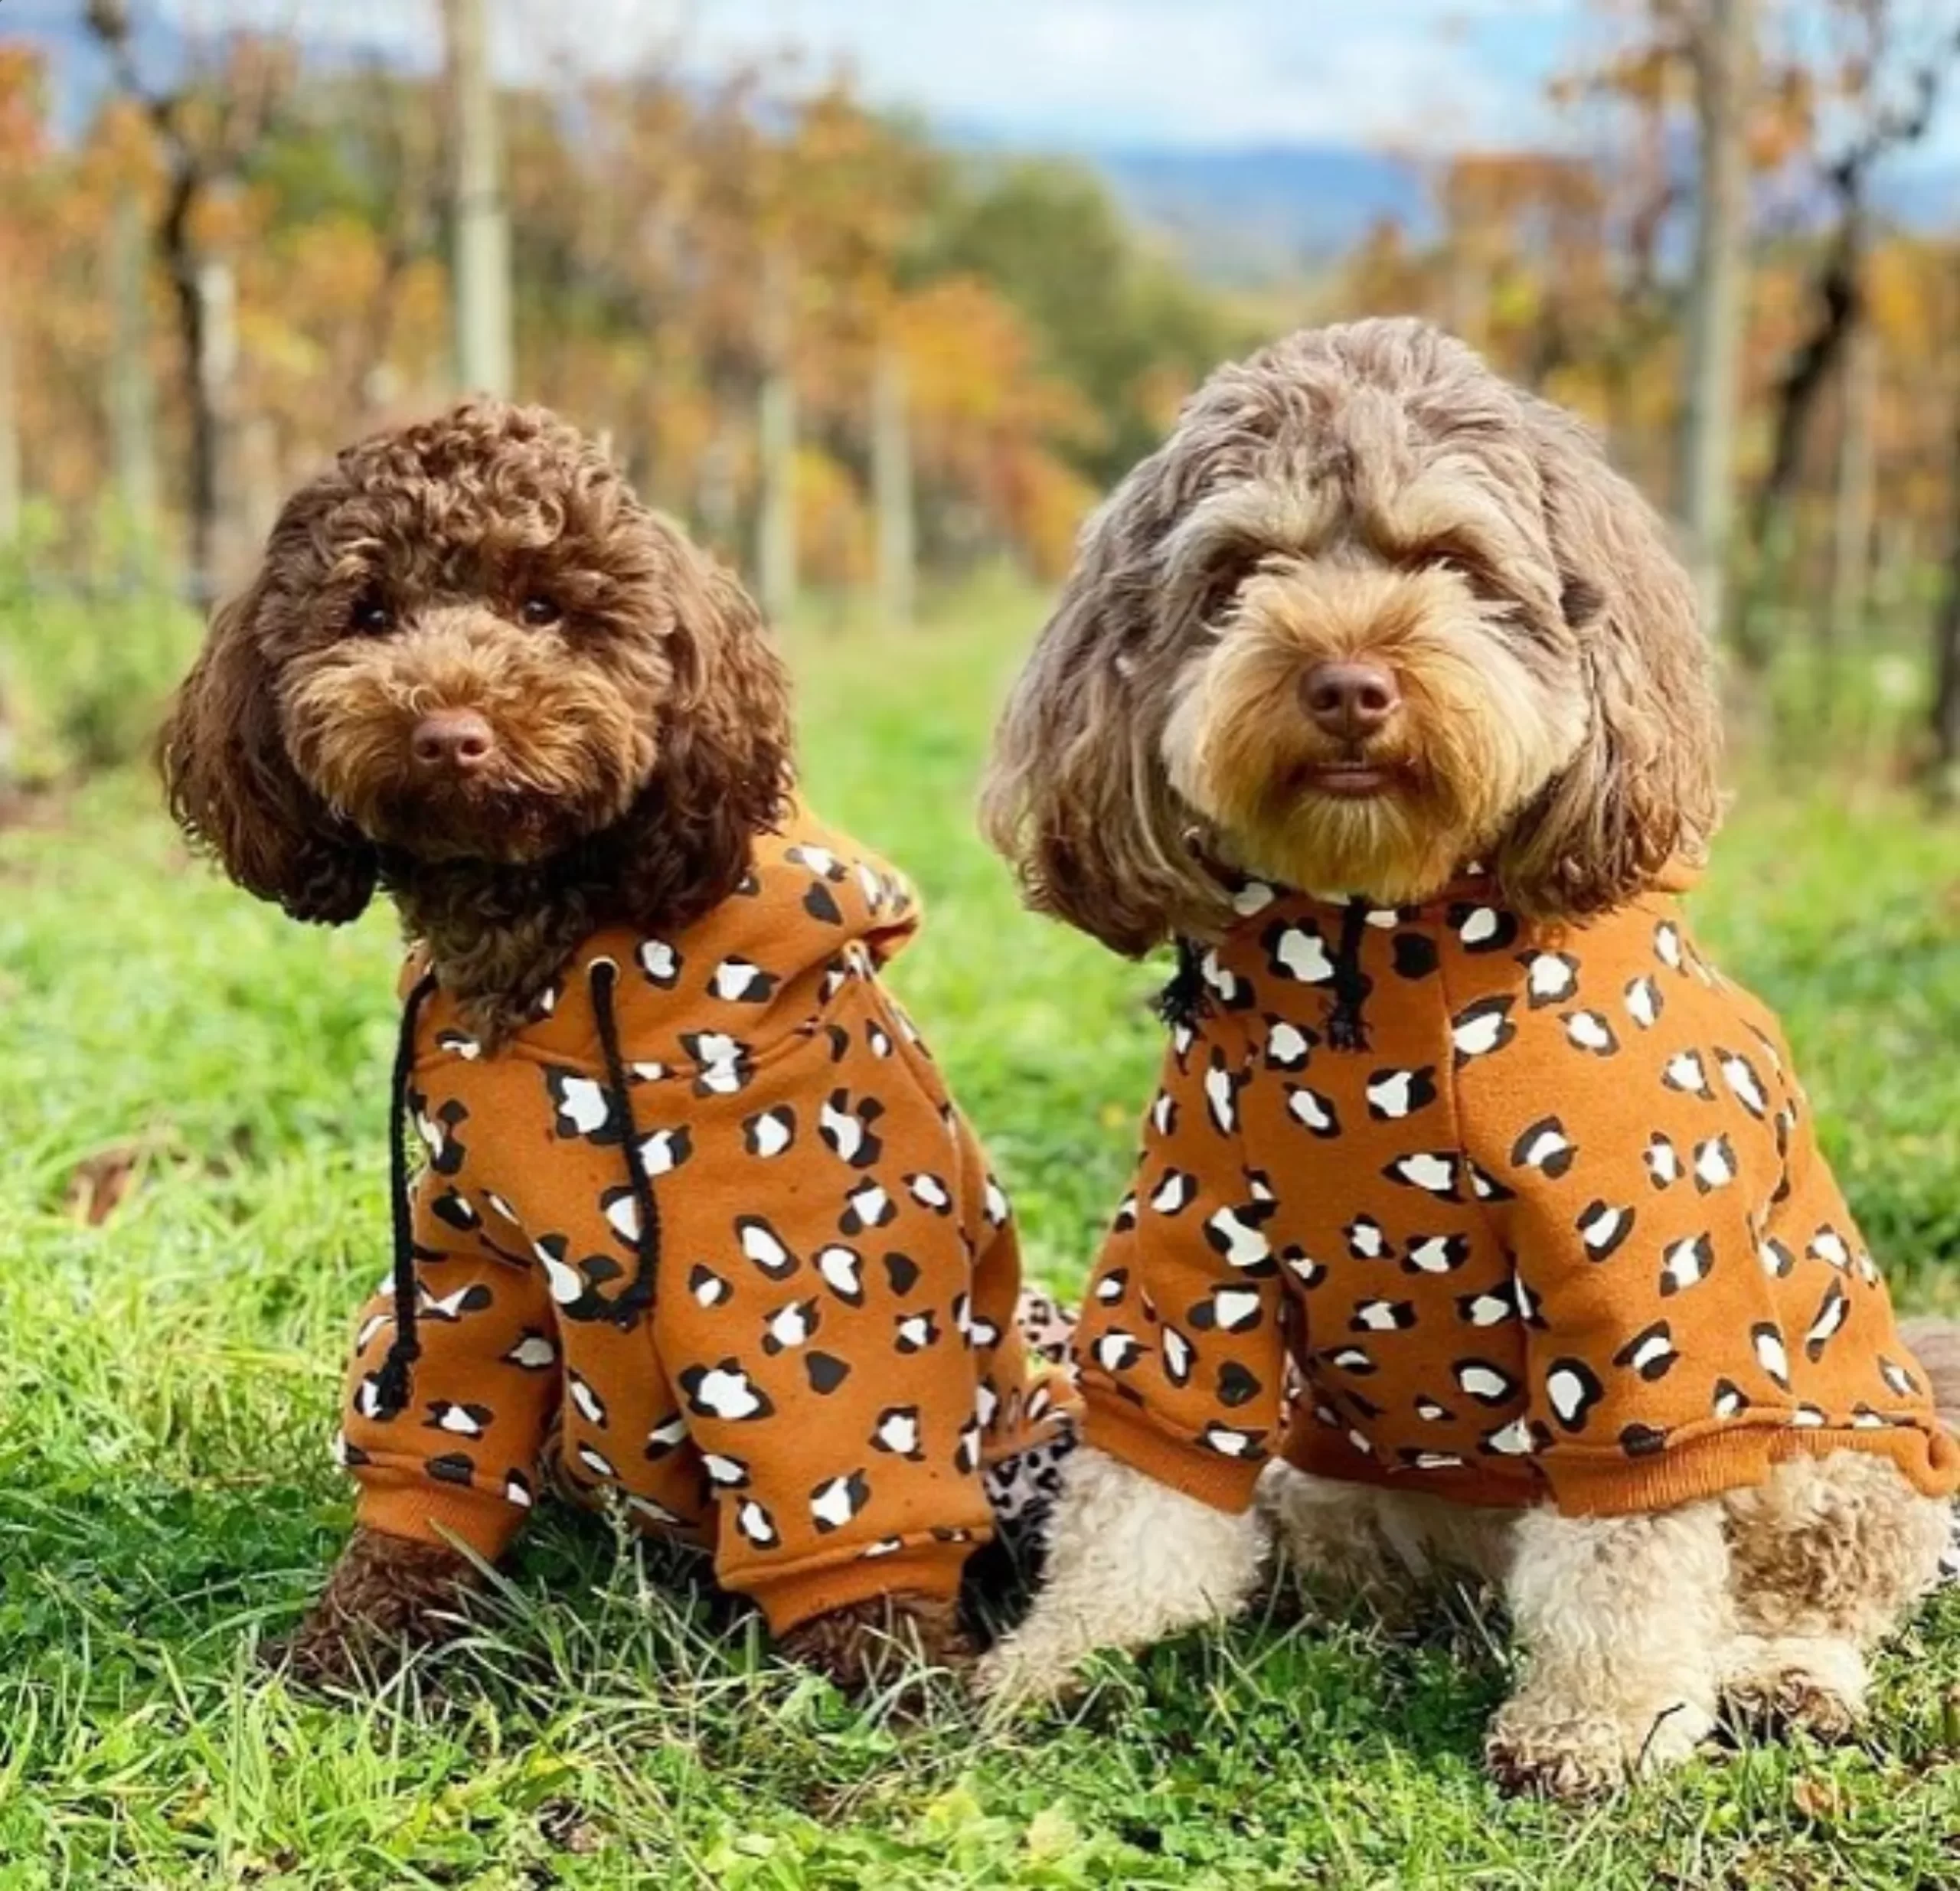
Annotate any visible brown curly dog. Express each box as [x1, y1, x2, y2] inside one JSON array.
[[162, 399, 1076, 1696], [164, 400, 789, 1040], [975, 319, 1960, 1797]]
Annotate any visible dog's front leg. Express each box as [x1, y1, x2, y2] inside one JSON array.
[[1485, 1500, 1730, 1798], [975, 1445, 1268, 1704]]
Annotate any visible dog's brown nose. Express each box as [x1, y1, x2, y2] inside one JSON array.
[[1302, 661, 1400, 738], [411, 708, 497, 772]]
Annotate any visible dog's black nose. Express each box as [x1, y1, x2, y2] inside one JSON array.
[[411, 708, 497, 772], [1302, 661, 1400, 737]]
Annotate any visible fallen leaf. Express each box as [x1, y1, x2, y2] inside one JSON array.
[[64, 1141, 151, 1225], [537, 1799, 603, 1854]]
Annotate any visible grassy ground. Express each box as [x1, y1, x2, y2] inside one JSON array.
[[4, 586, 1960, 1887]]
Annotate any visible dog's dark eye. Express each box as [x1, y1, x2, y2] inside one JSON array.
[[520, 596, 563, 627], [349, 592, 392, 635], [1198, 554, 1264, 623]]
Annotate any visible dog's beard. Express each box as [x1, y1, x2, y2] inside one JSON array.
[[1163, 569, 1587, 904], [283, 625, 658, 865]]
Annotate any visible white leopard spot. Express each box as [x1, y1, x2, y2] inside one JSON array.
[[1563, 1011, 1614, 1053], [1452, 1010, 1509, 1059], [1624, 976, 1661, 1028], [554, 1076, 611, 1136], [1809, 1229, 1851, 1272], [1272, 927, 1336, 983], [1266, 1021, 1312, 1067], [1207, 1207, 1272, 1269], [1392, 1153, 1458, 1196], [1526, 953, 1578, 1002]]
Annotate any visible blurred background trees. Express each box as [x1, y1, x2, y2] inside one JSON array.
[[3, 0, 1960, 803]]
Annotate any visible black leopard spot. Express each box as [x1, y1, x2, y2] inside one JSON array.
[[805, 1351, 852, 1394], [1217, 1361, 1263, 1408], [1393, 933, 1439, 980]]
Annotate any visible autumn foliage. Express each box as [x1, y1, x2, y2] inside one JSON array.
[[0, 31, 1236, 601]]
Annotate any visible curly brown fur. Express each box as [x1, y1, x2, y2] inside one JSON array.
[[775, 1592, 975, 1696], [268, 1526, 482, 1690], [981, 318, 1722, 948], [161, 399, 793, 1038]]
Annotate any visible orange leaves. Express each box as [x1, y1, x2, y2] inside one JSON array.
[[892, 275, 1101, 573], [0, 22, 1194, 599], [0, 41, 47, 171]]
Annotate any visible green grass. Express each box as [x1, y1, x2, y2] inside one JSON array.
[[4, 586, 1960, 1887]]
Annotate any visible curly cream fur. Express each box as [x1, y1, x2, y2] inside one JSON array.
[[999, 1445, 1949, 1798], [976, 1446, 1268, 1706]]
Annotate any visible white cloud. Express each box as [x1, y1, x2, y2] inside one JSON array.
[[146, 0, 1574, 150], [688, 0, 1566, 151]]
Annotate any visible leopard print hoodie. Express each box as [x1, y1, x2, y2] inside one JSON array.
[[338, 811, 1072, 1633], [1074, 870, 1958, 1519]]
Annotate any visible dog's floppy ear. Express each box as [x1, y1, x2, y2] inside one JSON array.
[[610, 533, 795, 930], [979, 452, 1233, 957], [1495, 397, 1723, 922], [159, 572, 378, 924]]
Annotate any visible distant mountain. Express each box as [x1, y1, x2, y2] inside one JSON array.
[[1078, 140, 1958, 286], [1088, 143, 1433, 282]]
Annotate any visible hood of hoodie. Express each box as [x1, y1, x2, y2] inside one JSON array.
[[1178, 861, 1704, 1053], [400, 805, 923, 1079]]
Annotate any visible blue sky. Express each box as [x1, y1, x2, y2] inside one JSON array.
[[684, 0, 1577, 150], [10, 0, 1960, 165], [8, 0, 1579, 150]]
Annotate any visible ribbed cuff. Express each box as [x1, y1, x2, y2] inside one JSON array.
[[742, 1543, 968, 1635], [1544, 1419, 1960, 1516], [354, 1467, 528, 1563], [1082, 1394, 1265, 1515]]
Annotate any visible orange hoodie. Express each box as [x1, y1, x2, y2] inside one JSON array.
[[338, 810, 1071, 1632], [1074, 870, 1958, 1519]]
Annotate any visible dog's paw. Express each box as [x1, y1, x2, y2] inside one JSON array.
[[1721, 1635, 1867, 1742], [262, 1612, 373, 1692], [971, 1636, 1086, 1710], [264, 1527, 479, 1693], [776, 1592, 972, 1703], [1485, 1695, 1712, 1800]]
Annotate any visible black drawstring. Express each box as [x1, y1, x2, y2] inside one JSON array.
[[1155, 936, 1208, 1030], [372, 969, 439, 1420], [587, 959, 661, 1326], [370, 959, 660, 1426], [1325, 897, 1373, 1052]]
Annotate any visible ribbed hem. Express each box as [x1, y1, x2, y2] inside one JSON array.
[[1083, 1395, 1265, 1515], [354, 1468, 528, 1562], [1545, 1421, 1960, 1517], [742, 1543, 967, 1635], [1283, 1428, 1541, 1511], [1279, 1419, 1960, 1517]]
